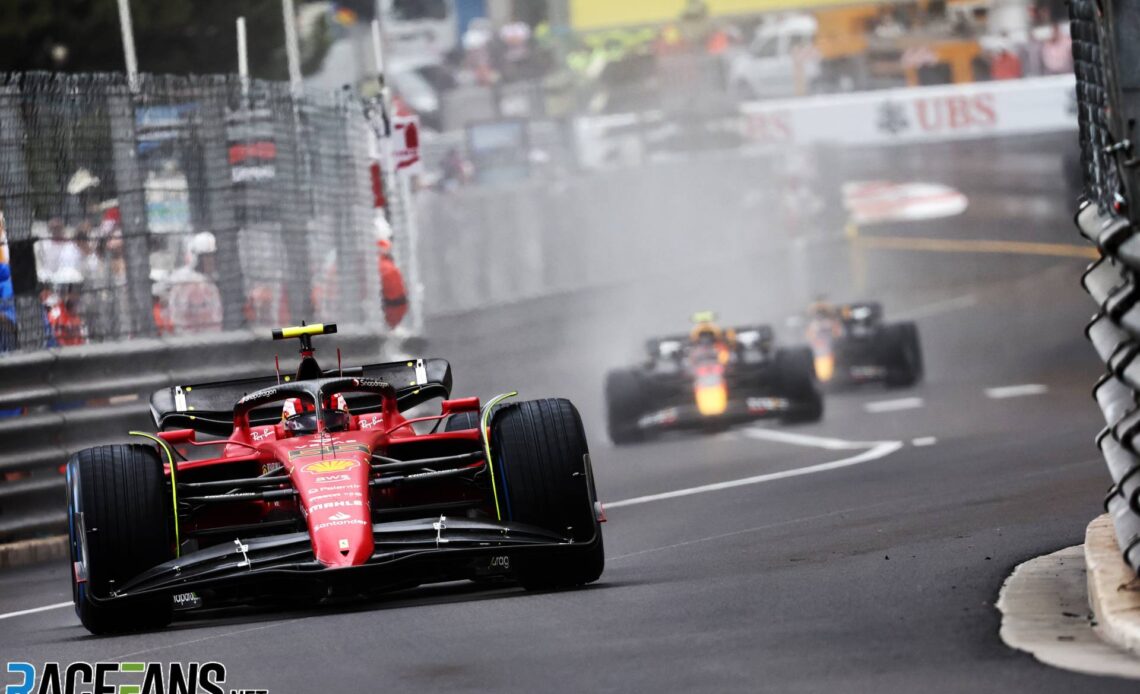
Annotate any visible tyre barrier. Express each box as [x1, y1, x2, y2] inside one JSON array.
[[1071, 0, 1140, 576], [0, 327, 422, 543]]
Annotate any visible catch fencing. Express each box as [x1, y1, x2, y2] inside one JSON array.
[[0, 72, 391, 354], [1071, 0, 1140, 574], [0, 72, 419, 543]]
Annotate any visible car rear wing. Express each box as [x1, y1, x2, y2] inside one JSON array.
[[149, 358, 453, 435]]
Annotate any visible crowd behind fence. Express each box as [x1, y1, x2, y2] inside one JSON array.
[[0, 72, 392, 356]]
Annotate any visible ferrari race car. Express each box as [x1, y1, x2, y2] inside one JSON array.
[[603, 314, 823, 445], [66, 323, 604, 634], [805, 301, 923, 388]]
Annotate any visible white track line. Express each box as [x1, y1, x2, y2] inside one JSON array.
[[864, 397, 924, 414], [911, 437, 938, 447], [738, 427, 881, 451], [607, 428, 902, 509], [986, 384, 1049, 399], [0, 601, 72, 621]]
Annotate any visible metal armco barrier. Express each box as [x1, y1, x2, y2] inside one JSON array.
[[1072, 0, 1140, 574], [0, 328, 422, 542]]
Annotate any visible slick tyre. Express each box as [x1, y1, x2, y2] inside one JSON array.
[[776, 347, 824, 424], [885, 323, 923, 388], [67, 444, 174, 634], [489, 398, 604, 590], [444, 411, 481, 432], [604, 368, 646, 445]]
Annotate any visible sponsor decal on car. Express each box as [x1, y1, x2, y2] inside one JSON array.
[[302, 459, 359, 474], [314, 474, 351, 484], [237, 388, 276, 406], [746, 397, 790, 413], [308, 500, 364, 513], [3, 661, 265, 694], [171, 591, 203, 611], [637, 408, 679, 429], [357, 415, 384, 430], [353, 378, 389, 390], [849, 366, 888, 379], [307, 490, 363, 503], [314, 511, 368, 532], [288, 442, 368, 460]]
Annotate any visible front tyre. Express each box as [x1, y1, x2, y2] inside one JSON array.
[[604, 369, 647, 445], [776, 347, 824, 424], [489, 399, 604, 590], [884, 323, 923, 388], [68, 444, 174, 634]]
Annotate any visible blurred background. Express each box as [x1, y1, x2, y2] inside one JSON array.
[[0, 0, 1080, 351]]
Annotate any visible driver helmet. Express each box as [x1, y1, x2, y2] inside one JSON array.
[[691, 322, 723, 345], [282, 397, 317, 436], [325, 393, 351, 432], [808, 301, 835, 319]]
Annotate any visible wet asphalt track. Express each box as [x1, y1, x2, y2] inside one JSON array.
[[0, 135, 1132, 692]]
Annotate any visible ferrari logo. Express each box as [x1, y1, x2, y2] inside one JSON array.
[[303, 459, 360, 474]]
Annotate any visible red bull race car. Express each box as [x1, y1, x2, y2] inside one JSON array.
[[805, 301, 923, 388], [603, 313, 823, 445], [66, 323, 604, 634]]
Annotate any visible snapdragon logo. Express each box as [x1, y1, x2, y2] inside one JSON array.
[[4, 662, 266, 694]]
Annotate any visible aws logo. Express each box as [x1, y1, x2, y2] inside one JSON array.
[[303, 459, 359, 474]]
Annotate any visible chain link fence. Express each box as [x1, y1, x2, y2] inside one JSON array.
[[0, 72, 392, 355]]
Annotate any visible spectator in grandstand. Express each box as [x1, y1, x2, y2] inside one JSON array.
[[167, 231, 223, 334], [1040, 23, 1073, 74], [0, 212, 16, 353], [34, 217, 81, 283], [374, 215, 408, 330], [45, 267, 87, 346], [462, 19, 498, 86], [440, 147, 472, 190], [873, 8, 906, 39], [679, 0, 713, 47], [989, 41, 1023, 79], [76, 219, 130, 341]]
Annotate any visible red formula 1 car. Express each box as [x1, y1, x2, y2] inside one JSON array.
[[66, 323, 604, 634]]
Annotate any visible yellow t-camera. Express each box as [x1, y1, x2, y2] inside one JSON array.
[[272, 323, 337, 340]]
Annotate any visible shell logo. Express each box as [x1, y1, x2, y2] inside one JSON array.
[[303, 459, 359, 474]]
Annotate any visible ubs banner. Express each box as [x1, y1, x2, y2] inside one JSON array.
[[739, 74, 1077, 147], [575, 75, 1077, 169]]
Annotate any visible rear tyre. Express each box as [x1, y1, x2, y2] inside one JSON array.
[[604, 369, 647, 445], [489, 399, 604, 590], [67, 444, 174, 634], [884, 323, 923, 388], [776, 347, 824, 424]]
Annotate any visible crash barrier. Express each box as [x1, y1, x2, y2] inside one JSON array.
[[0, 327, 421, 543], [1071, 0, 1140, 575], [0, 72, 394, 356]]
